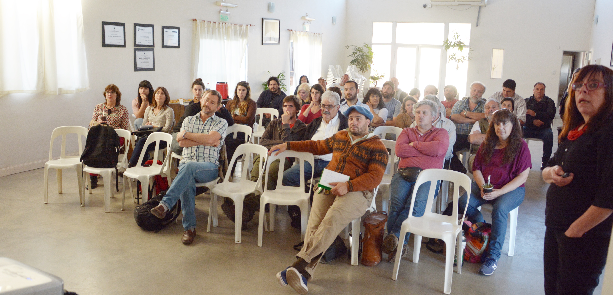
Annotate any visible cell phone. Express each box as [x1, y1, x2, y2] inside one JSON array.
[[562, 172, 570, 178]]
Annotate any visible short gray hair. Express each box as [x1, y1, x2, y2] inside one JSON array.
[[424, 95, 445, 119], [470, 81, 486, 92], [485, 98, 501, 107], [413, 99, 438, 116], [321, 90, 340, 105]]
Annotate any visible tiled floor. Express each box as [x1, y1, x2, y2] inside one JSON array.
[[1, 121, 604, 294]]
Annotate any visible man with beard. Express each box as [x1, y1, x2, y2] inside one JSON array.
[[450, 81, 487, 173], [257, 76, 287, 126], [391, 77, 409, 102], [271, 105, 388, 295], [150, 90, 228, 245], [381, 81, 403, 126], [339, 80, 365, 114]]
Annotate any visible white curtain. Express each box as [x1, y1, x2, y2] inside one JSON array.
[[290, 31, 322, 87], [192, 20, 249, 95], [0, 0, 89, 96]]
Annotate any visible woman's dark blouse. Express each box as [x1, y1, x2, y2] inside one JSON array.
[[545, 120, 613, 234]]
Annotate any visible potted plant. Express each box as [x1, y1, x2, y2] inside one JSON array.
[[346, 43, 374, 73], [443, 32, 471, 70], [261, 71, 288, 92]]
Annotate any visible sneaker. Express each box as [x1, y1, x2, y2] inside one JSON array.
[[382, 234, 398, 256], [479, 258, 497, 276], [286, 267, 308, 294], [276, 267, 289, 287], [150, 204, 167, 219]]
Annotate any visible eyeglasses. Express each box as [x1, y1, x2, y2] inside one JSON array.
[[572, 82, 607, 91], [105, 91, 116, 94], [320, 104, 337, 110]]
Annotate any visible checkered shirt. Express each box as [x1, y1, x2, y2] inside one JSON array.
[[180, 114, 228, 165], [450, 97, 486, 135]]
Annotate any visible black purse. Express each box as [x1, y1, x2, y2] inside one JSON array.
[[397, 167, 423, 183]]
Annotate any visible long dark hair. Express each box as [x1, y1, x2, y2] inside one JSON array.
[[152, 87, 170, 109], [363, 88, 385, 109], [232, 81, 251, 101], [480, 109, 523, 165], [560, 65, 613, 142], [137, 80, 154, 108]]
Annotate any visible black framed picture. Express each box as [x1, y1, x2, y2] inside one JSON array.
[[134, 48, 155, 71], [102, 21, 125, 47], [262, 18, 280, 45], [134, 23, 154, 47], [162, 26, 180, 48]]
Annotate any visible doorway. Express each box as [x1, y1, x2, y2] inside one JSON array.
[[558, 51, 584, 105]]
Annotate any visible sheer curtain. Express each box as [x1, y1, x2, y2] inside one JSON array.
[[192, 20, 249, 94], [0, 0, 88, 96], [290, 31, 322, 87]]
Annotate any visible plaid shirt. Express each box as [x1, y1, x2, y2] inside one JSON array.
[[451, 97, 486, 135], [180, 114, 228, 165]]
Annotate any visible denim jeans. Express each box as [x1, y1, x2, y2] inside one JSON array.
[[160, 161, 219, 231], [523, 127, 554, 165], [282, 159, 329, 187], [387, 172, 438, 245], [458, 181, 525, 261]]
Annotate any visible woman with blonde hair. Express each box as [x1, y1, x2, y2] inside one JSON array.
[[298, 84, 324, 124]]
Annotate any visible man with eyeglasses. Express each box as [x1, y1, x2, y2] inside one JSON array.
[[282, 91, 349, 230], [524, 82, 556, 170]]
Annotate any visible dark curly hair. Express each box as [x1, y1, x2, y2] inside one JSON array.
[[363, 88, 385, 109], [480, 109, 523, 165]]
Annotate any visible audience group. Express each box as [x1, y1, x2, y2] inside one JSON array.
[[86, 65, 612, 294]]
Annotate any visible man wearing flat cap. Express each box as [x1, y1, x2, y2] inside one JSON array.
[[269, 105, 388, 294]]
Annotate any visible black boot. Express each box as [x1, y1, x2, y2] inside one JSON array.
[[90, 175, 98, 189]]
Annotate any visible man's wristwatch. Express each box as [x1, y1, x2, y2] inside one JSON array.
[[464, 110, 468, 117]]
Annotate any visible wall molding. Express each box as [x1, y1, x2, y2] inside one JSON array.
[[0, 160, 46, 177]]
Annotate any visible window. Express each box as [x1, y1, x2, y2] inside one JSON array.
[[371, 22, 471, 97], [289, 31, 322, 89], [0, 0, 89, 96], [192, 20, 249, 94]]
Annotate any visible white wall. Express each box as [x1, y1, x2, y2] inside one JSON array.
[[589, 0, 613, 67], [344, 0, 595, 100], [0, 0, 346, 177]]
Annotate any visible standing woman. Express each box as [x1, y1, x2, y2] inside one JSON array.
[[363, 88, 388, 129], [129, 87, 175, 167], [132, 80, 154, 130], [393, 97, 416, 129], [296, 83, 311, 106], [225, 81, 256, 161], [298, 84, 324, 124], [542, 65, 613, 294]]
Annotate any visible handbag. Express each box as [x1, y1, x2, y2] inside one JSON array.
[[397, 167, 423, 182]]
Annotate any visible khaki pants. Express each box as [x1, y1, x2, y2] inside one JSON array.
[[297, 190, 372, 277]]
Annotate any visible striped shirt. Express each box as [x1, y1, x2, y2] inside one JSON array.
[[180, 114, 228, 165]]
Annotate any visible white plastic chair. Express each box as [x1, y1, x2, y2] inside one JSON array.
[[378, 139, 398, 213], [122, 132, 173, 204], [258, 151, 314, 247], [373, 126, 403, 140], [252, 108, 279, 144], [478, 204, 519, 256], [43, 126, 88, 205], [82, 129, 131, 212], [226, 124, 253, 143], [346, 186, 379, 266], [208, 143, 269, 243], [391, 169, 472, 295]]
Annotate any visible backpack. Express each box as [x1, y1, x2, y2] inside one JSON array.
[[80, 124, 120, 168], [463, 221, 492, 263], [134, 191, 181, 232]]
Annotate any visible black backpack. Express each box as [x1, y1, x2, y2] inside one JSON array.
[[134, 191, 181, 232], [80, 124, 120, 168]]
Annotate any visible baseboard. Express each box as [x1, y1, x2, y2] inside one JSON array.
[[0, 160, 46, 177]]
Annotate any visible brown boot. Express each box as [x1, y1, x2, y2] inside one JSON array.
[[182, 229, 196, 245], [361, 212, 387, 266]]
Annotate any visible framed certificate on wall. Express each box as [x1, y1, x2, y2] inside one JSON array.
[[102, 21, 126, 47], [162, 26, 180, 48], [134, 23, 154, 47], [134, 48, 155, 71]]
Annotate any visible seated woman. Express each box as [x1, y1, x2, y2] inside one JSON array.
[[293, 75, 309, 95], [225, 81, 256, 162], [129, 87, 175, 167], [88, 84, 130, 187], [382, 100, 449, 260], [393, 97, 416, 129], [458, 109, 531, 276], [363, 88, 388, 130], [296, 83, 311, 106], [131, 80, 154, 130], [298, 84, 324, 124]]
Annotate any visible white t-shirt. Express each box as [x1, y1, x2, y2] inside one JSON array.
[[310, 114, 341, 161]]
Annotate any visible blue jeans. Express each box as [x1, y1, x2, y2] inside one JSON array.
[[387, 172, 438, 245], [282, 159, 329, 187], [458, 181, 525, 261], [160, 161, 218, 231], [523, 127, 553, 165], [130, 136, 167, 167]]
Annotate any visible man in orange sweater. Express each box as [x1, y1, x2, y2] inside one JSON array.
[[269, 105, 388, 294]]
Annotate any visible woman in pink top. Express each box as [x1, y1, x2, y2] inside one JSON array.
[[298, 84, 324, 124], [382, 100, 450, 261]]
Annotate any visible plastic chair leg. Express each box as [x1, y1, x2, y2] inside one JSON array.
[[102, 171, 112, 213], [443, 237, 455, 294], [392, 230, 407, 280], [351, 218, 360, 266], [44, 166, 49, 204], [300, 203, 309, 240], [413, 235, 422, 263], [270, 204, 276, 232], [456, 231, 463, 274], [76, 166, 84, 206], [57, 169, 62, 194], [508, 207, 518, 256], [258, 200, 267, 247], [234, 200, 243, 243]]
